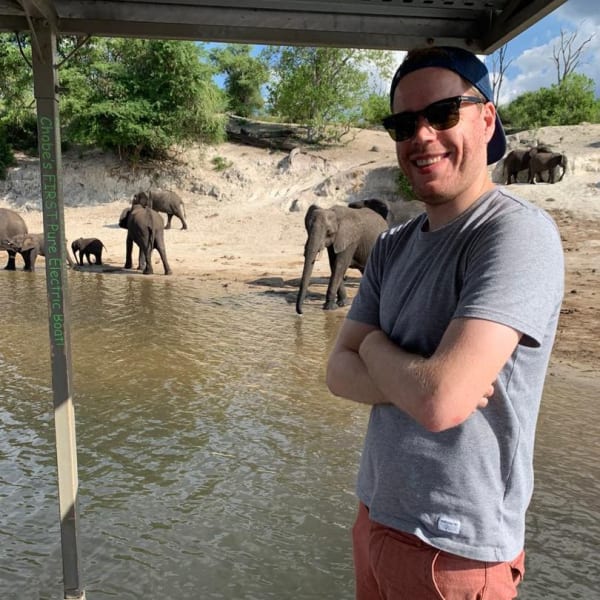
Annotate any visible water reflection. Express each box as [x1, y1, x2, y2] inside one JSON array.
[[0, 270, 598, 599]]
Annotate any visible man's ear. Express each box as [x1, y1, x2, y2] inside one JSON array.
[[483, 102, 497, 144]]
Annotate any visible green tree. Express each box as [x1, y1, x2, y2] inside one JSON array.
[[360, 92, 390, 127], [502, 73, 600, 129], [63, 39, 227, 159], [0, 33, 37, 151], [264, 46, 393, 141], [0, 35, 228, 160], [210, 44, 269, 117]]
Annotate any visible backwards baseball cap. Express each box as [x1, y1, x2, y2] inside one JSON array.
[[389, 46, 506, 165]]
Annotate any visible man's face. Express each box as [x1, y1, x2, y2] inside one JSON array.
[[391, 67, 495, 209]]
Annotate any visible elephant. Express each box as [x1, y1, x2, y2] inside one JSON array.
[[0, 207, 28, 270], [503, 146, 553, 184], [528, 151, 568, 184], [119, 204, 172, 275], [71, 237, 106, 265], [132, 190, 187, 230], [1, 232, 45, 271], [295, 203, 388, 314]]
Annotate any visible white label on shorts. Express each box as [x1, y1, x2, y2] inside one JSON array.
[[437, 515, 461, 534]]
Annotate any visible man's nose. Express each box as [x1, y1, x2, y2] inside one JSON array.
[[412, 114, 437, 140]]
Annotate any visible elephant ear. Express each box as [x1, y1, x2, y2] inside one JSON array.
[[118, 208, 131, 229], [333, 216, 354, 254], [304, 204, 319, 231], [20, 236, 37, 251]]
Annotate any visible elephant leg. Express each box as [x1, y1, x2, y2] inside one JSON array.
[[142, 247, 154, 275], [138, 248, 146, 271], [124, 236, 134, 269], [22, 250, 33, 272], [4, 250, 17, 270], [324, 247, 352, 310], [155, 239, 172, 275], [165, 214, 173, 230], [177, 210, 187, 230], [22, 249, 38, 272]]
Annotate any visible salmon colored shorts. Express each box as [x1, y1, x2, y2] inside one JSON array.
[[352, 502, 525, 600]]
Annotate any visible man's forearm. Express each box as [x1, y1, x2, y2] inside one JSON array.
[[326, 346, 388, 406], [358, 330, 433, 423]]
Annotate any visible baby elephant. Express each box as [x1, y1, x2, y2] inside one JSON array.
[[2, 232, 45, 271], [71, 237, 106, 265]]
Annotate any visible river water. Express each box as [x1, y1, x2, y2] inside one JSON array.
[[0, 270, 598, 599]]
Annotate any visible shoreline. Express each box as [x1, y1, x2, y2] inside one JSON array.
[[1, 124, 599, 377]]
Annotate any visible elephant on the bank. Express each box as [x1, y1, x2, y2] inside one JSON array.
[[528, 151, 567, 184], [132, 190, 187, 230], [1, 232, 45, 271], [503, 146, 552, 184], [119, 204, 172, 275], [295, 203, 388, 314], [0, 207, 28, 270], [71, 237, 106, 265]]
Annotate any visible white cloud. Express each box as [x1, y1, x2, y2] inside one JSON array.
[[557, 0, 600, 25]]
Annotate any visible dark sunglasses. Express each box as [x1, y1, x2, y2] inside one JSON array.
[[382, 95, 484, 142]]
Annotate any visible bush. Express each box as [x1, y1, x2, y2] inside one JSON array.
[[1, 111, 38, 153], [502, 73, 600, 129], [0, 126, 16, 179], [397, 169, 416, 201], [359, 93, 390, 127]]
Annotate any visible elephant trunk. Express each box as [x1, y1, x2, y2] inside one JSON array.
[[296, 236, 322, 315]]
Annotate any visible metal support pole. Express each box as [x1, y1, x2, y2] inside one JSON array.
[[30, 20, 86, 600]]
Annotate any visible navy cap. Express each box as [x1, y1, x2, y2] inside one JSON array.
[[389, 46, 506, 165]]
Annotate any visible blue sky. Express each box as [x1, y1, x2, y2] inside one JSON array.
[[487, 0, 600, 104]]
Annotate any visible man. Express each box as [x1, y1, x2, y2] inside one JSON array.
[[326, 46, 564, 599]]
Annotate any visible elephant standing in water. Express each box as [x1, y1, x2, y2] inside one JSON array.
[[0, 207, 28, 270], [2, 232, 45, 271], [295, 203, 388, 314], [132, 190, 187, 230], [119, 205, 172, 275]]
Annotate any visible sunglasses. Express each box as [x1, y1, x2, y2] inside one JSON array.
[[382, 95, 484, 142]]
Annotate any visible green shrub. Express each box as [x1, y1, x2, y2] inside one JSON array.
[[211, 155, 232, 171], [397, 169, 415, 201], [0, 126, 16, 180], [1, 111, 38, 153]]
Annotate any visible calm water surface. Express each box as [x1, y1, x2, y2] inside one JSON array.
[[0, 270, 598, 599]]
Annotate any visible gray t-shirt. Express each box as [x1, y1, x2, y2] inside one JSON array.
[[348, 187, 564, 562]]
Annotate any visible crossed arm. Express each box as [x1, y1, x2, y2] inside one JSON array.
[[326, 316, 522, 432]]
